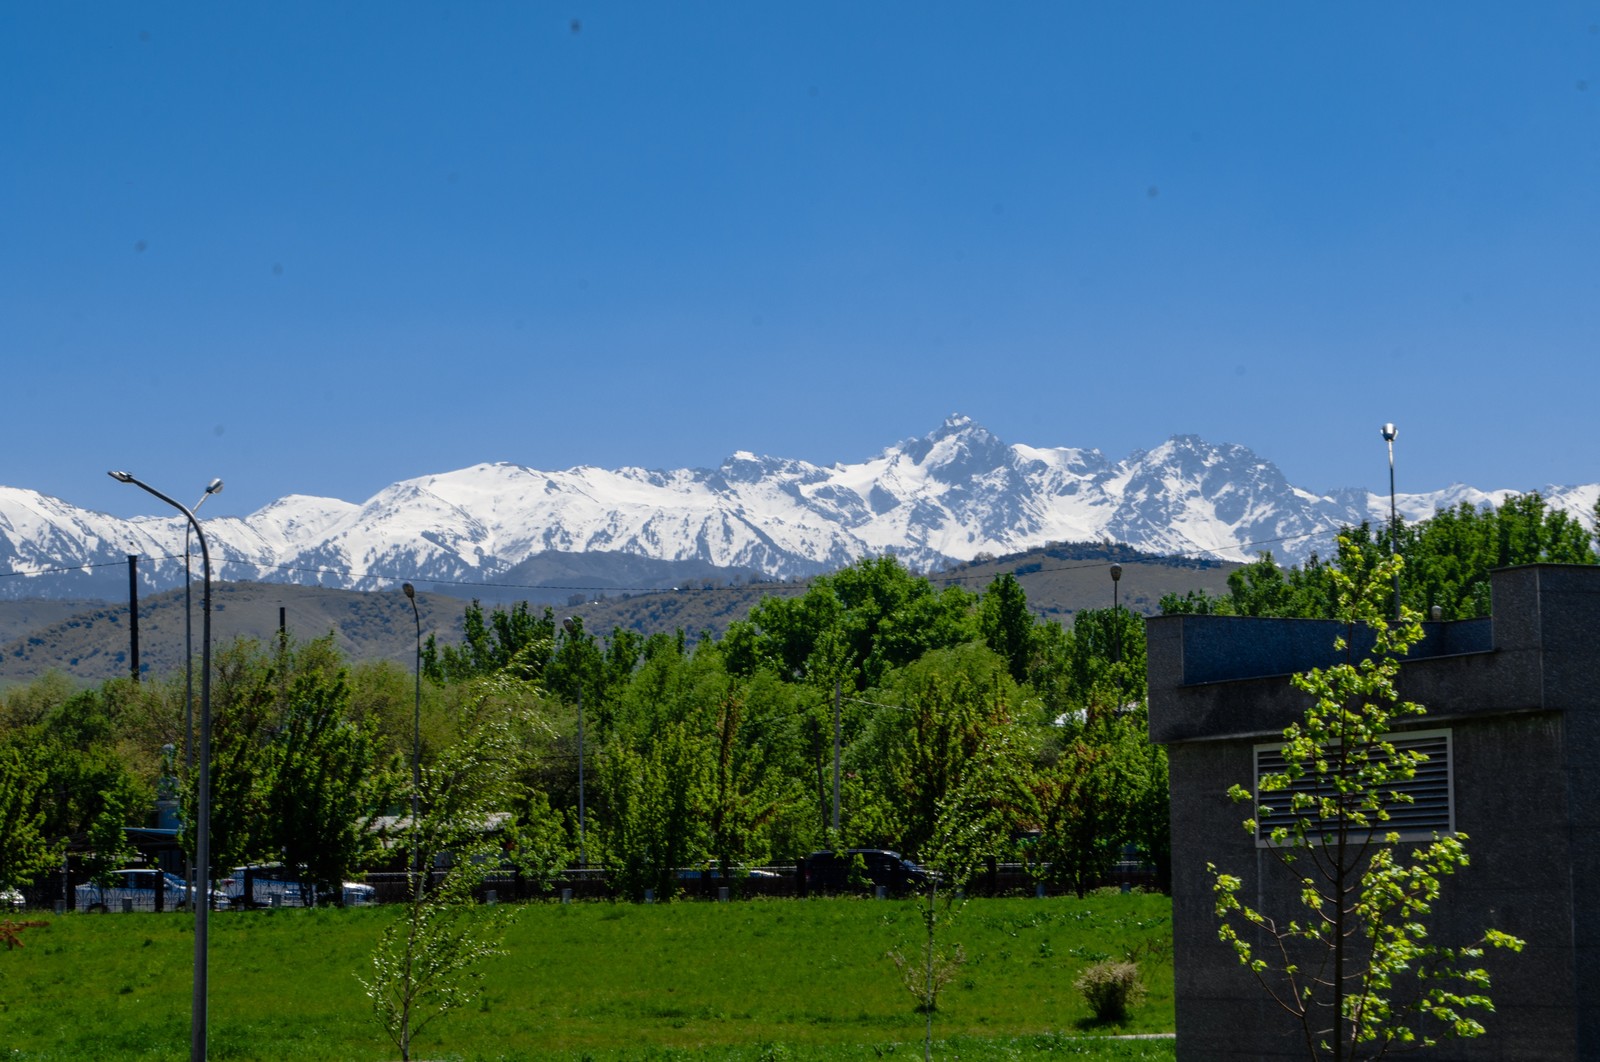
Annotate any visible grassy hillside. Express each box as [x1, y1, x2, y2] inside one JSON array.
[[4, 893, 1175, 1061], [0, 581, 446, 687], [0, 597, 100, 645], [0, 542, 1237, 685]]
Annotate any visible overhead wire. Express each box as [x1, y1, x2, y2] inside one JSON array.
[[0, 559, 140, 580]]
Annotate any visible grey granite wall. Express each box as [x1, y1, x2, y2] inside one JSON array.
[[1148, 564, 1599, 1061]]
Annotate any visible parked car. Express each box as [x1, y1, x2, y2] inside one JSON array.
[[225, 865, 375, 907], [801, 849, 931, 897], [340, 880, 377, 906], [74, 869, 228, 912], [1, 887, 23, 911]]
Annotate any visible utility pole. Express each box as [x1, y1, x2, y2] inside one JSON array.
[[562, 617, 588, 866], [127, 555, 140, 682]]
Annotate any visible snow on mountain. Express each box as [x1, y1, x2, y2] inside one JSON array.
[[1, 415, 1594, 599]]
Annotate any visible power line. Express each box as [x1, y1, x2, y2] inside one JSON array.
[[0, 559, 136, 580]]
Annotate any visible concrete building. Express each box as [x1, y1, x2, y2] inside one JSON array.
[[1147, 563, 1598, 1060]]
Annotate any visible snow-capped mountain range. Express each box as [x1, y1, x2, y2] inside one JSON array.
[[2, 416, 1595, 601]]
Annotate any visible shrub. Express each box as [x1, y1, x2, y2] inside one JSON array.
[[1075, 960, 1145, 1022], [888, 941, 966, 1014]]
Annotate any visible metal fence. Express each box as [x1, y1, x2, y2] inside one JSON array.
[[25, 859, 1159, 912], [361, 860, 1158, 906]]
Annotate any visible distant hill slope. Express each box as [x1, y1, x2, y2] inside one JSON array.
[[0, 543, 1237, 686], [0, 598, 103, 647], [566, 540, 1234, 638], [0, 582, 450, 687]]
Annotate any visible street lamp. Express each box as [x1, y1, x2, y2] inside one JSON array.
[[1381, 423, 1400, 618], [562, 617, 586, 866], [401, 583, 421, 888], [1109, 563, 1124, 708], [183, 478, 222, 906], [109, 471, 214, 1062]]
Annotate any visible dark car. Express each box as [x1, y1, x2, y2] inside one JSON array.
[[801, 849, 930, 897]]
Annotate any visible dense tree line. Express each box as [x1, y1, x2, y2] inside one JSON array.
[[1159, 492, 1599, 620], [12, 493, 1579, 904], [0, 559, 1169, 902]]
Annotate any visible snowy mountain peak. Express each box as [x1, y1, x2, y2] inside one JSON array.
[[0, 417, 1593, 599], [882, 415, 1011, 487]]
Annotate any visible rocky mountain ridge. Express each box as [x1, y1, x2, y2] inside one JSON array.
[[2, 415, 1593, 601]]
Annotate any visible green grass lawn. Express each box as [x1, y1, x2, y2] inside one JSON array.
[[2, 893, 1175, 1061]]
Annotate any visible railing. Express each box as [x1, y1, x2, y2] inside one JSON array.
[[361, 860, 1158, 905], [26, 859, 1160, 911]]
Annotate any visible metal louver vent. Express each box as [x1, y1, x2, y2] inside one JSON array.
[[1253, 729, 1453, 845]]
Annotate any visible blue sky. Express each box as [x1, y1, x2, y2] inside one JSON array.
[[6, 4, 1598, 522]]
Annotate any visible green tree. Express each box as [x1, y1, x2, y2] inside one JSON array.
[[429, 600, 556, 683], [1219, 552, 1294, 616], [1209, 538, 1523, 1060], [1021, 618, 1076, 724], [1032, 714, 1145, 898], [364, 653, 542, 1060], [499, 788, 574, 891], [76, 775, 141, 889], [596, 721, 710, 900], [725, 556, 978, 688], [0, 672, 77, 731], [1054, 607, 1148, 722], [723, 669, 816, 859], [361, 848, 513, 1062], [889, 719, 1022, 1061], [1401, 492, 1595, 619], [1126, 734, 1172, 893], [183, 639, 277, 881], [591, 633, 804, 893], [0, 747, 62, 891], [265, 660, 392, 904], [1160, 547, 1348, 619], [704, 690, 786, 884], [13, 685, 148, 888], [978, 573, 1033, 683], [857, 644, 1025, 859], [1164, 496, 1597, 622], [344, 658, 422, 761]]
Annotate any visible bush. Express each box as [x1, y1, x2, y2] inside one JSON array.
[[1075, 960, 1145, 1022], [888, 941, 966, 1014]]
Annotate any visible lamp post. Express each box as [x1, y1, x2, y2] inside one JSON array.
[[1109, 563, 1124, 709], [110, 471, 214, 1062], [562, 617, 586, 866], [182, 479, 222, 907], [401, 583, 421, 889], [1381, 423, 1400, 618]]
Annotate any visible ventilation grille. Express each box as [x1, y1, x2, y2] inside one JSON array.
[[1253, 729, 1452, 845]]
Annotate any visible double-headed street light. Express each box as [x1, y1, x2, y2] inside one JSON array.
[[109, 471, 214, 1062], [183, 479, 222, 906]]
